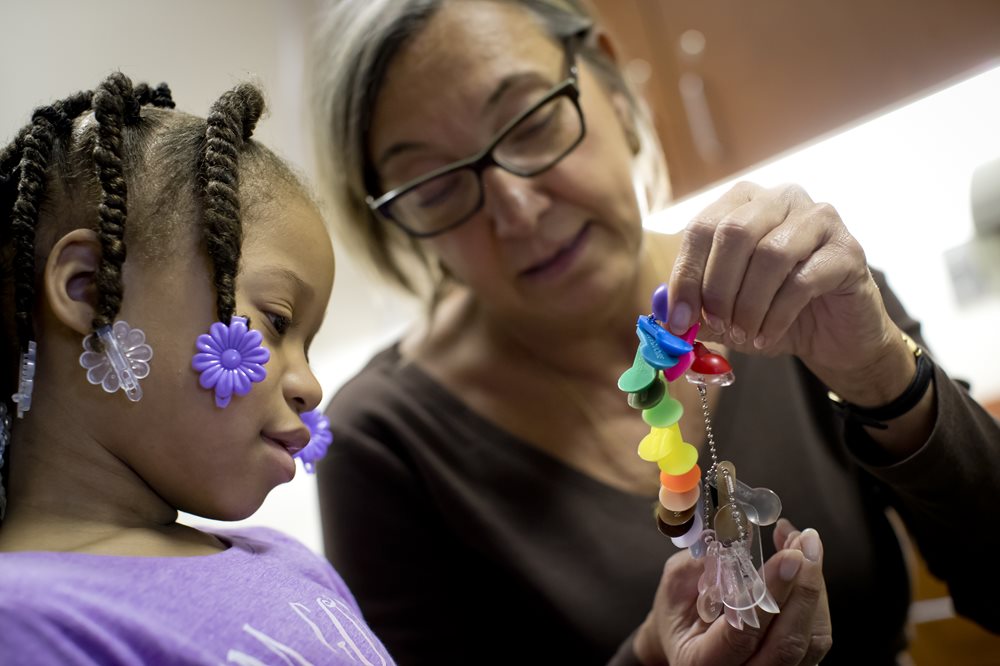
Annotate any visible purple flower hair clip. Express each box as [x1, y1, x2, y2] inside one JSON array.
[[192, 316, 270, 408], [296, 409, 332, 474]]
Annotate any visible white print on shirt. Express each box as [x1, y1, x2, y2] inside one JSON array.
[[226, 596, 389, 665]]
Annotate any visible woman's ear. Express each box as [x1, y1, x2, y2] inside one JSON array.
[[594, 30, 620, 65], [611, 92, 641, 155], [590, 30, 641, 155], [43, 228, 101, 336]]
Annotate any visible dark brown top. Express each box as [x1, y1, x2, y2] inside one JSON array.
[[319, 274, 1000, 665]]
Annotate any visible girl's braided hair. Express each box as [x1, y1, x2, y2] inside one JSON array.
[[0, 72, 295, 496]]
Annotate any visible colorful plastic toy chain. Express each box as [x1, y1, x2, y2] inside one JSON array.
[[617, 284, 784, 630]]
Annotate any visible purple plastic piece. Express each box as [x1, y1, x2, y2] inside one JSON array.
[[192, 316, 270, 408], [296, 409, 333, 474], [652, 283, 669, 323]]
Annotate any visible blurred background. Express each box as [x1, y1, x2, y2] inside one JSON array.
[[2, 1, 998, 661]]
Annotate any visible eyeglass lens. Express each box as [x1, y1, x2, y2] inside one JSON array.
[[384, 92, 582, 235]]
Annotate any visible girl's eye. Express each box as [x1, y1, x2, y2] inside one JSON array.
[[266, 312, 292, 336]]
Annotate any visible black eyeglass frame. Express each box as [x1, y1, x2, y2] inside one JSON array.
[[366, 42, 587, 239]]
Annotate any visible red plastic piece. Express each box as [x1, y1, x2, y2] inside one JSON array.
[[690, 342, 732, 375]]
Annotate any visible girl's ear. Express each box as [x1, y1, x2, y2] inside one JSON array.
[[43, 228, 101, 336]]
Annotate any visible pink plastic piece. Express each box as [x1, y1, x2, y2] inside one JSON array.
[[663, 323, 701, 382]]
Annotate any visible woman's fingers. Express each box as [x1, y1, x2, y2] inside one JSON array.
[[667, 181, 762, 334], [755, 228, 867, 351], [665, 181, 867, 366], [657, 548, 703, 613], [694, 526, 830, 666], [686, 545, 806, 665], [646, 526, 832, 666], [747, 528, 832, 666], [699, 187, 800, 337], [730, 205, 830, 348], [773, 518, 799, 551], [654, 545, 802, 666], [637, 549, 711, 665]]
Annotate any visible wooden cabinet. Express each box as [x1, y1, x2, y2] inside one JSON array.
[[590, 0, 1000, 197]]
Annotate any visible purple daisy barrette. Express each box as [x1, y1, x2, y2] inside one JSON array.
[[297, 409, 333, 473], [192, 316, 270, 408]]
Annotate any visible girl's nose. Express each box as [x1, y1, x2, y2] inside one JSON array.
[[285, 358, 323, 414]]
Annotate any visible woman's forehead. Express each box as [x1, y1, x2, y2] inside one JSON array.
[[371, 2, 565, 149], [385, 1, 563, 87]]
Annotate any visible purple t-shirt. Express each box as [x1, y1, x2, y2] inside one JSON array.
[[0, 527, 395, 665]]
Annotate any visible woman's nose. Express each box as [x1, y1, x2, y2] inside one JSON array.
[[482, 168, 550, 238]]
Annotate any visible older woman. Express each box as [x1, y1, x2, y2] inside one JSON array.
[[309, 0, 1000, 663]]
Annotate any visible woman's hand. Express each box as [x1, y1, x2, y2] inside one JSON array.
[[665, 182, 914, 406], [632, 520, 832, 666]]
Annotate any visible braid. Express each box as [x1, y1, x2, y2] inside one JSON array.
[[0, 126, 30, 186], [134, 82, 176, 110], [200, 84, 265, 323], [3, 90, 93, 375], [0, 126, 30, 226], [90, 73, 133, 336], [10, 106, 62, 350], [1, 92, 92, 179], [58, 90, 95, 124], [151, 83, 176, 109], [4, 75, 172, 358], [2, 91, 92, 213]]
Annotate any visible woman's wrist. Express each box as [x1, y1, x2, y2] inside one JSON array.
[[808, 326, 917, 408], [811, 327, 937, 458]]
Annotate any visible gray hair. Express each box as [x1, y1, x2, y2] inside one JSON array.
[[308, 0, 670, 298]]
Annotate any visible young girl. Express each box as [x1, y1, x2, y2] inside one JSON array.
[[0, 72, 394, 665]]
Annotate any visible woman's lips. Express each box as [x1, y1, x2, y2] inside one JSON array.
[[519, 222, 591, 279]]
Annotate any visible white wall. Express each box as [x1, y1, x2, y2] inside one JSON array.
[[3, 1, 998, 555], [646, 62, 1000, 402]]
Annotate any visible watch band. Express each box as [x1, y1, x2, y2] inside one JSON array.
[[828, 333, 933, 430]]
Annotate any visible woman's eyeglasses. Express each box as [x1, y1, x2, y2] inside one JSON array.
[[367, 49, 586, 239]]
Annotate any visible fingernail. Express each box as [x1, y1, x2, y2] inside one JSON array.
[[779, 551, 803, 581], [730, 326, 746, 345], [753, 335, 768, 350], [705, 313, 724, 333], [668, 301, 691, 333], [801, 528, 822, 562]]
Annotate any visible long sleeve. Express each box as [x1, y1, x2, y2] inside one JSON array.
[[844, 272, 1000, 633]]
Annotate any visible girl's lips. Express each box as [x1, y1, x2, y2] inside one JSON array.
[[262, 436, 298, 482], [519, 222, 591, 279], [263, 435, 305, 457]]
